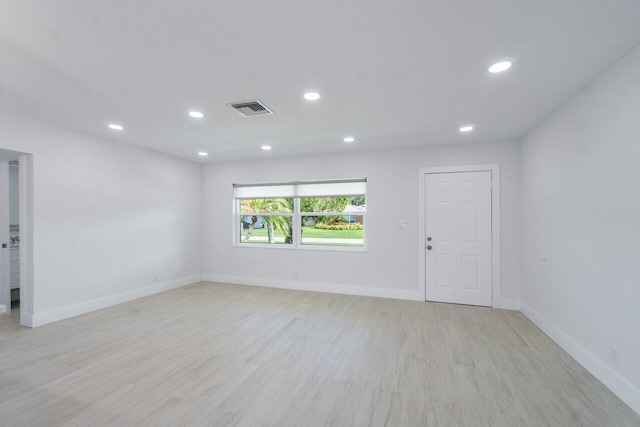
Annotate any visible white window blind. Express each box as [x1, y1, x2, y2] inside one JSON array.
[[234, 178, 366, 199]]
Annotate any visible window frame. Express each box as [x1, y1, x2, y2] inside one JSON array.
[[233, 182, 367, 252]]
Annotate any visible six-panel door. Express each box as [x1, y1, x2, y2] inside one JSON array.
[[425, 171, 492, 306]]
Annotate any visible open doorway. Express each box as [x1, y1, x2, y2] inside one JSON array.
[[9, 161, 20, 312], [0, 148, 33, 325]]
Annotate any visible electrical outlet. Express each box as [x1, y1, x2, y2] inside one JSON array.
[[293, 272, 299, 279], [398, 220, 407, 229], [153, 275, 158, 284]]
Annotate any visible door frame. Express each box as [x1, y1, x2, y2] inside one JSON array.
[[0, 153, 34, 323], [418, 164, 501, 307], [18, 154, 34, 326], [0, 161, 10, 311]]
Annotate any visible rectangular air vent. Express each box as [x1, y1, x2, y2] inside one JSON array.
[[228, 100, 273, 117]]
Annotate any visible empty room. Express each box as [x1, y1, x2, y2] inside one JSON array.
[[0, 1, 639, 425]]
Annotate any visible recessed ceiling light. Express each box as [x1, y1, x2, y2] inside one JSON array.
[[108, 124, 124, 130], [261, 145, 272, 150], [459, 125, 474, 132], [343, 137, 355, 143], [189, 111, 204, 119], [488, 61, 512, 73], [198, 152, 208, 156], [304, 92, 320, 101]]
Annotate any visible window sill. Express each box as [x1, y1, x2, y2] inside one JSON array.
[[233, 243, 367, 253]]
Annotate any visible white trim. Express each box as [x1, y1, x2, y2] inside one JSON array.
[[203, 274, 423, 301], [235, 241, 366, 252], [0, 162, 10, 311], [294, 196, 301, 247], [28, 275, 203, 327], [19, 154, 34, 326], [522, 303, 640, 415], [492, 298, 520, 310], [234, 242, 295, 249], [417, 164, 501, 307]]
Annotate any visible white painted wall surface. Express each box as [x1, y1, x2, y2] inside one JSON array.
[[521, 46, 640, 413], [0, 110, 203, 323], [203, 141, 521, 305]]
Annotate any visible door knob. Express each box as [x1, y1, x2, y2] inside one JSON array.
[[427, 245, 432, 250]]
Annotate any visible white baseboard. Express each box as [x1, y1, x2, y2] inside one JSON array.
[[521, 303, 640, 416], [493, 298, 520, 310], [203, 274, 424, 301], [28, 275, 203, 327]]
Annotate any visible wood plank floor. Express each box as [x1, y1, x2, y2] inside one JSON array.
[[0, 282, 638, 426]]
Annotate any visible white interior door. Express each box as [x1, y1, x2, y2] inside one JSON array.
[[425, 171, 492, 306]]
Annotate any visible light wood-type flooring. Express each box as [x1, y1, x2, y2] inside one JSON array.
[[0, 282, 638, 426]]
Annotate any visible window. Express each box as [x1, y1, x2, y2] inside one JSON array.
[[239, 199, 293, 245], [234, 179, 366, 250]]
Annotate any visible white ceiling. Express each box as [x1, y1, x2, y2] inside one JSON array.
[[1, 1, 640, 162]]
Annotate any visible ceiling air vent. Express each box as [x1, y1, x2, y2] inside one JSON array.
[[228, 100, 273, 117]]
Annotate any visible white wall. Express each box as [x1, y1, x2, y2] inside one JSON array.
[[203, 140, 521, 306], [521, 45, 640, 413], [0, 109, 203, 325]]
